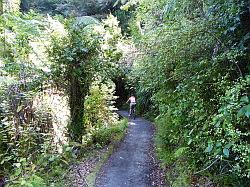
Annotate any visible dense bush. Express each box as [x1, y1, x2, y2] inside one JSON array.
[[0, 11, 73, 185], [84, 79, 118, 129], [49, 14, 122, 142], [92, 119, 128, 146], [128, 0, 250, 185], [0, 7, 125, 186], [82, 78, 119, 145]]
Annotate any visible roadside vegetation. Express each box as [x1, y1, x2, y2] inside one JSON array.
[[127, 0, 250, 186], [0, 0, 249, 186]]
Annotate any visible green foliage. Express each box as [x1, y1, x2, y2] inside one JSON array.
[[130, 0, 250, 185], [92, 119, 128, 146], [82, 78, 119, 145], [11, 174, 45, 187], [49, 17, 101, 142], [0, 7, 124, 187], [0, 11, 56, 183], [49, 14, 122, 142], [81, 77, 128, 149], [83, 79, 118, 133]]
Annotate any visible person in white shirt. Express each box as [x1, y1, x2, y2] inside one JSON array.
[[126, 95, 136, 116]]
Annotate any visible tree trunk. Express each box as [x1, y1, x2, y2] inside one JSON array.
[[68, 71, 90, 143]]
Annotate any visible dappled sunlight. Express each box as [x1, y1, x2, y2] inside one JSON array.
[[33, 89, 70, 153], [29, 41, 50, 72], [47, 14, 68, 37], [129, 122, 138, 126]]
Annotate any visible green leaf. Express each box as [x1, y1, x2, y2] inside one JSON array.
[[65, 147, 71, 152], [237, 107, 244, 117], [245, 104, 250, 118], [188, 139, 192, 145], [205, 143, 213, 153], [14, 168, 21, 176], [223, 148, 229, 157], [215, 120, 221, 128], [238, 104, 250, 118], [216, 142, 222, 147], [49, 156, 55, 162], [225, 143, 232, 149], [174, 147, 188, 158], [240, 96, 249, 103], [21, 180, 26, 185]]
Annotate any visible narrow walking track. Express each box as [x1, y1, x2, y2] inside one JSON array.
[[95, 111, 166, 187]]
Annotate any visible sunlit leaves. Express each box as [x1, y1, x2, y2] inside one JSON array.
[[238, 104, 250, 118]]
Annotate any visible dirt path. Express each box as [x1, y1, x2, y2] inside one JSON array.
[[95, 111, 166, 187]]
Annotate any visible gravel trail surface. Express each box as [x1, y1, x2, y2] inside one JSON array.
[[95, 111, 166, 187]]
